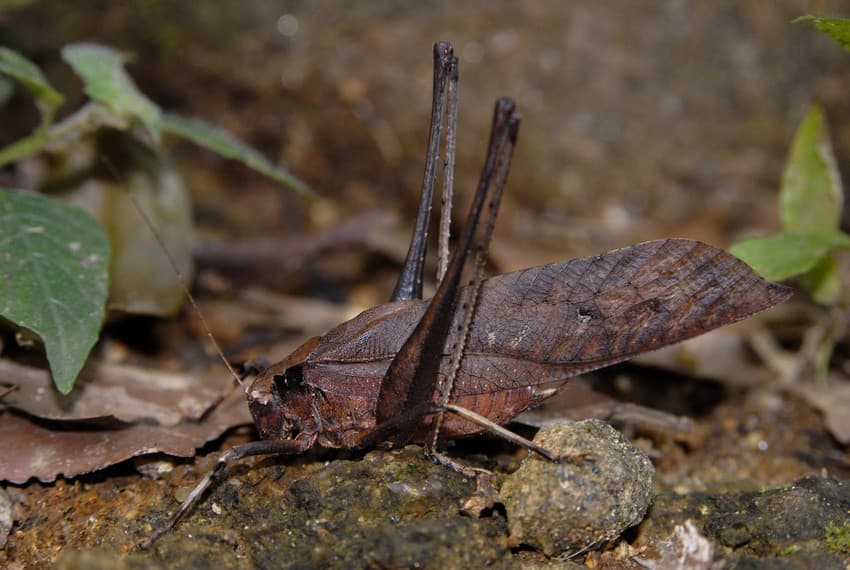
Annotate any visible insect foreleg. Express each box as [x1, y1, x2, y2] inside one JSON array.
[[137, 438, 313, 550]]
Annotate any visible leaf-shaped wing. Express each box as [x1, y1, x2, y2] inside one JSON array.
[[456, 238, 791, 395], [305, 239, 790, 403]]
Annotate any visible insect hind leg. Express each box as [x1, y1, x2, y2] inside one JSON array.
[[426, 403, 592, 514], [437, 403, 588, 465]]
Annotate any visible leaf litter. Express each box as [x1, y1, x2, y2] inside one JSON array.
[[0, 381, 250, 484], [0, 282, 363, 483], [0, 361, 251, 484], [0, 358, 234, 426], [0, 243, 815, 484], [0, 202, 407, 485]]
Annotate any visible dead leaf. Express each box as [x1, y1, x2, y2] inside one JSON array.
[[0, 358, 233, 426], [513, 380, 619, 425], [195, 289, 356, 346], [792, 375, 850, 444], [514, 380, 701, 446], [633, 323, 776, 387], [193, 210, 398, 272], [0, 387, 251, 484]]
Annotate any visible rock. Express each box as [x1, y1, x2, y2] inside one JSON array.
[[500, 419, 654, 556], [642, 476, 850, 569], [0, 487, 11, 549], [632, 520, 714, 569]]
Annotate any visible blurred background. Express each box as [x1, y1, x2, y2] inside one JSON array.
[[2, 0, 850, 292]]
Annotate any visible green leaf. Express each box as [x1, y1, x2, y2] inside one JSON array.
[[161, 113, 314, 197], [0, 189, 110, 393], [0, 46, 65, 126], [60, 43, 161, 135], [795, 15, 850, 51], [0, 103, 130, 168], [0, 48, 66, 167], [800, 255, 841, 305], [729, 229, 850, 282], [0, 74, 16, 106], [0, 132, 47, 168], [780, 105, 842, 232]]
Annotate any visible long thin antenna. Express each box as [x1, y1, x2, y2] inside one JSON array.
[[0, 385, 18, 399], [100, 157, 244, 388]]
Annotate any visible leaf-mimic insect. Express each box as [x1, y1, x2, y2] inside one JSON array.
[[140, 41, 791, 548]]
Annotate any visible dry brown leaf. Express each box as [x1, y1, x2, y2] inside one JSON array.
[[792, 375, 850, 444], [0, 359, 233, 426], [194, 210, 399, 271], [633, 323, 776, 387], [199, 290, 356, 340], [0, 387, 251, 484]]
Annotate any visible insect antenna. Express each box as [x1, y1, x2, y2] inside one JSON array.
[[0, 384, 18, 399], [97, 156, 293, 549], [99, 156, 245, 389]]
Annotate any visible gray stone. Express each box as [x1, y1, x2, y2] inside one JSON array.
[[501, 420, 654, 556]]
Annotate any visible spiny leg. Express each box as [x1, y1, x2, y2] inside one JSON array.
[[428, 401, 588, 516], [375, 99, 519, 446], [426, 103, 520, 460], [439, 403, 564, 462], [391, 41, 458, 302], [136, 438, 312, 550], [436, 49, 459, 283], [352, 402, 439, 451], [428, 452, 500, 516]]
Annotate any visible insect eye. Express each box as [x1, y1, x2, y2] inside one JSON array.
[[272, 365, 304, 396]]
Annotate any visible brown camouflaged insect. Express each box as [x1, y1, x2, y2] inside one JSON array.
[[140, 41, 791, 548]]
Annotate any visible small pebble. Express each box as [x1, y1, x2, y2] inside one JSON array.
[[133, 456, 175, 479], [0, 487, 12, 549]]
